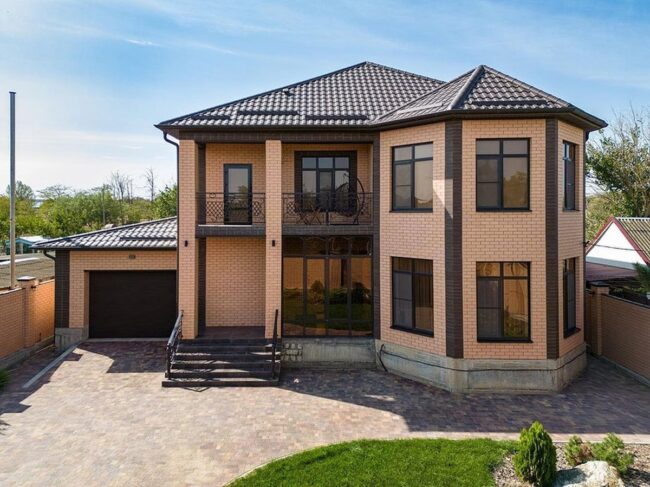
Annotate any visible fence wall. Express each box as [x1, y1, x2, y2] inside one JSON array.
[[586, 285, 650, 381], [0, 278, 55, 368]]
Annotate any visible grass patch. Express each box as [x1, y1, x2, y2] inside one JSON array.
[[229, 438, 516, 487]]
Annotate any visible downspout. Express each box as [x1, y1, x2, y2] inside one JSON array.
[[43, 250, 56, 261], [163, 132, 180, 313]]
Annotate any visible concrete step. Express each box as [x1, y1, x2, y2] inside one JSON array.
[[168, 369, 274, 379], [162, 377, 279, 388], [177, 343, 274, 353], [174, 351, 280, 361], [172, 359, 275, 370], [184, 338, 271, 346]]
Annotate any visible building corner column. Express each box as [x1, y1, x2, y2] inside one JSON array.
[[591, 283, 609, 356], [265, 140, 282, 338], [178, 139, 199, 339], [546, 119, 559, 359]]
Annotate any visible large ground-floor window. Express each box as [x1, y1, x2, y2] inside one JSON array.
[[282, 236, 372, 337]]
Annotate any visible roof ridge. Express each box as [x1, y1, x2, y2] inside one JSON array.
[[448, 65, 484, 110], [375, 68, 473, 120], [617, 216, 650, 220], [362, 61, 444, 84], [479, 65, 570, 107], [35, 217, 176, 246]]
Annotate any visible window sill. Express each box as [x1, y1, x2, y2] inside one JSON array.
[[476, 208, 532, 213], [390, 326, 434, 337], [564, 327, 581, 339], [562, 209, 580, 213], [477, 338, 532, 343], [390, 209, 433, 213]]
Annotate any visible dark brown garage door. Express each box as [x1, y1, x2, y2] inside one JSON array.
[[89, 271, 176, 338]]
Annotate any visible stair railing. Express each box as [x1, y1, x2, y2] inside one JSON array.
[[166, 311, 183, 378], [271, 309, 279, 379]]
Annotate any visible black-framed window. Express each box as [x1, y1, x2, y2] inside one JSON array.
[[301, 154, 351, 194], [476, 139, 529, 210], [477, 262, 530, 341], [564, 258, 577, 336], [392, 143, 433, 210], [563, 142, 577, 210], [392, 257, 433, 334]]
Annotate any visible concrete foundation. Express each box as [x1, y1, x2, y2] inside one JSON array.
[[55, 327, 88, 350], [375, 340, 587, 393], [282, 337, 375, 368]]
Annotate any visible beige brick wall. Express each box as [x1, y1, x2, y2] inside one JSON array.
[[266, 140, 283, 337], [68, 250, 176, 328], [462, 119, 547, 359], [281, 143, 372, 193], [205, 143, 266, 193], [558, 121, 586, 357], [379, 123, 446, 355], [0, 279, 54, 360], [179, 139, 199, 337], [206, 237, 265, 326]]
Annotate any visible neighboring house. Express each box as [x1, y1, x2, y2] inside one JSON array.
[[4, 235, 45, 254], [36, 62, 606, 392], [0, 254, 55, 289], [587, 216, 650, 275]]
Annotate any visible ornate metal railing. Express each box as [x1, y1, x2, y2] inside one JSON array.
[[271, 309, 279, 379], [166, 311, 183, 378], [282, 192, 372, 226], [197, 192, 265, 225]]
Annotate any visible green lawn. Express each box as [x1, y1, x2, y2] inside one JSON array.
[[229, 439, 516, 487]]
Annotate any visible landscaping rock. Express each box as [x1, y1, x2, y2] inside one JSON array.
[[553, 461, 623, 487]]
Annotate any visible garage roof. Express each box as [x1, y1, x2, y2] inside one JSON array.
[[33, 217, 177, 250]]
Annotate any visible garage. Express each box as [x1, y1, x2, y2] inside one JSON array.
[[89, 270, 176, 338]]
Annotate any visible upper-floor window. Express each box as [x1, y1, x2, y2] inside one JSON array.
[[392, 257, 433, 334], [564, 258, 577, 336], [476, 139, 529, 211], [477, 262, 530, 341], [563, 142, 577, 210], [392, 143, 433, 211]]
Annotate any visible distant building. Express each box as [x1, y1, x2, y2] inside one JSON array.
[[3, 236, 46, 255], [586, 217, 650, 280]]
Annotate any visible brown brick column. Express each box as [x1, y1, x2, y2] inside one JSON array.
[[590, 282, 609, 356], [265, 140, 282, 338], [178, 140, 199, 338]]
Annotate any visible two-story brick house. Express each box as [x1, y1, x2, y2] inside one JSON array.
[[151, 61, 605, 391], [37, 62, 605, 392]]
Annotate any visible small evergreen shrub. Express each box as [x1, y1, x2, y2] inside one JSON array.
[[592, 433, 634, 475], [0, 369, 9, 391], [513, 421, 557, 487], [564, 435, 593, 467]]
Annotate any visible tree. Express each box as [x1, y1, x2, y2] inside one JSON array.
[[585, 193, 626, 240], [587, 107, 650, 217], [153, 184, 177, 217], [144, 167, 156, 202], [38, 185, 71, 199], [6, 180, 35, 201], [635, 263, 650, 293]]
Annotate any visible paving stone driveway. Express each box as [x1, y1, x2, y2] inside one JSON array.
[[1, 342, 648, 487]]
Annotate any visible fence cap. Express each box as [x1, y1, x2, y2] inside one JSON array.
[[589, 281, 610, 288]]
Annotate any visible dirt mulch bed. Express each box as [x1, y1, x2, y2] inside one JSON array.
[[494, 444, 650, 486]]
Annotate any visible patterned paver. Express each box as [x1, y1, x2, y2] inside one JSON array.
[[1, 342, 648, 487]]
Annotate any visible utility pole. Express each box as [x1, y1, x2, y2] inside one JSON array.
[[9, 91, 16, 288]]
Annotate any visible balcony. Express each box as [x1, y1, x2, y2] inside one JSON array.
[[196, 193, 265, 236], [282, 192, 373, 235]]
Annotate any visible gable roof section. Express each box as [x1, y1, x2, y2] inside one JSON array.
[[158, 62, 606, 131], [617, 217, 650, 263], [157, 62, 442, 128], [32, 217, 177, 250]]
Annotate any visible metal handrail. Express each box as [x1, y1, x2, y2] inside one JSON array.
[[271, 309, 279, 379], [282, 191, 372, 225], [166, 311, 183, 378], [196, 192, 266, 225]]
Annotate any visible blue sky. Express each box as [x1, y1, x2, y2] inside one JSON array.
[[0, 0, 648, 196]]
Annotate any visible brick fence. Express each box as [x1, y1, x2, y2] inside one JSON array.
[[586, 284, 650, 382], [0, 278, 55, 369]]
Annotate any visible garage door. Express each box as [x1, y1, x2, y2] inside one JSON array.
[[89, 271, 176, 338]]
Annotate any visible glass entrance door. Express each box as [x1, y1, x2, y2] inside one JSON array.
[[224, 164, 252, 224], [282, 236, 372, 337]]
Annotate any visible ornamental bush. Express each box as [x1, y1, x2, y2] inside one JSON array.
[[592, 433, 634, 475], [513, 421, 557, 487], [564, 435, 594, 467]]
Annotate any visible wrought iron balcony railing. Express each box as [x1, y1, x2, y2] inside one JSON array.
[[282, 192, 372, 226], [197, 192, 265, 225]]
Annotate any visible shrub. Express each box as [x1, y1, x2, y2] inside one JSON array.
[[564, 435, 594, 467], [513, 421, 557, 487], [0, 369, 9, 391], [592, 433, 634, 475]]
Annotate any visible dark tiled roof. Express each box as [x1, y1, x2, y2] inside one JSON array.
[[32, 218, 177, 250], [157, 62, 443, 128], [617, 217, 650, 262], [158, 62, 605, 130]]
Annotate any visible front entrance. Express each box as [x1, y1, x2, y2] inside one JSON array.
[[282, 236, 372, 337], [224, 164, 252, 224]]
